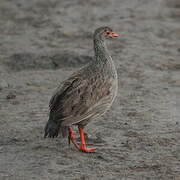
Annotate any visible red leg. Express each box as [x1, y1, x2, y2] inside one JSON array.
[[78, 127, 96, 153], [68, 127, 96, 153], [68, 127, 79, 150]]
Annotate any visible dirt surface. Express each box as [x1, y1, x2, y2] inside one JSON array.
[[0, 0, 180, 179]]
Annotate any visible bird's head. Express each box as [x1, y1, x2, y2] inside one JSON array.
[[94, 26, 119, 41]]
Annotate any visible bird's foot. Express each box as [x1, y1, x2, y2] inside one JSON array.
[[78, 127, 96, 153], [78, 145, 96, 153], [68, 128, 79, 149], [68, 127, 96, 153]]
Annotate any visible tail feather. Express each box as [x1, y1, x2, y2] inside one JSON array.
[[44, 120, 60, 138], [44, 113, 69, 138]]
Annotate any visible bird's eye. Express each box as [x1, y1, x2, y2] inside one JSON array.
[[106, 31, 110, 35]]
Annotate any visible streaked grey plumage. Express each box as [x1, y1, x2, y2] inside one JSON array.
[[44, 26, 118, 139]]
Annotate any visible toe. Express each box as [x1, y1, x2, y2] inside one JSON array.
[[80, 147, 96, 153]]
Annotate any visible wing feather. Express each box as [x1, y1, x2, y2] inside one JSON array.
[[49, 66, 113, 126]]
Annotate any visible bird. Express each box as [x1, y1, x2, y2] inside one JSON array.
[[44, 26, 119, 153]]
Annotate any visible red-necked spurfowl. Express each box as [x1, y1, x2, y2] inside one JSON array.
[[44, 27, 119, 153]]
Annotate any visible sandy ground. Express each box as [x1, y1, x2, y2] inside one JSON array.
[[0, 0, 180, 179]]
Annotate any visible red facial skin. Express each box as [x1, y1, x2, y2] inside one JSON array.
[[104, 31, 119, 37]]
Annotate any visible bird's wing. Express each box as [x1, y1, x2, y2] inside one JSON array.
[[49, 68, 112, 125]]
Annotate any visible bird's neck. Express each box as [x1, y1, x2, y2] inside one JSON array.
[[93, 38, 117, 78], [94, 38, 111, 64]]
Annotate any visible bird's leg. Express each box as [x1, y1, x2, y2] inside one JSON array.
[[68, 127, 79, 149], [78, 127, 96, 153], [68, 127, 95, 152]]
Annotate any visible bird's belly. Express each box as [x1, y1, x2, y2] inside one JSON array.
[[62, 76, 118, 126], [104, 78, 118, 111], [89, 77, 118, 120]]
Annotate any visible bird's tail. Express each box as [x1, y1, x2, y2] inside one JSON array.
[[44, 114, 68, 138], [44, 112, 60, 138]]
